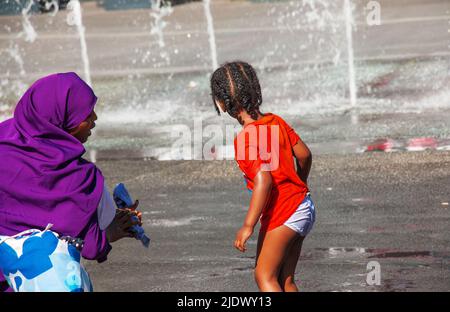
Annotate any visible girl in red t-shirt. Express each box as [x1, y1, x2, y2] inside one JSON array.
[[210, 61, 316, 292]]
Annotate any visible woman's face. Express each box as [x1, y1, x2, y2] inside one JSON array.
[[69, 110, 97, 143]]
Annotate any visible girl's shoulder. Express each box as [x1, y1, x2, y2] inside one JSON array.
[[234, 113, 292, 142], [266, 113, 294, 130], [269, 113, 286, 123]]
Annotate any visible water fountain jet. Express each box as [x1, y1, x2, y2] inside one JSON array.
[[203, 0, 218, 70], [343, 0, 358, 124], [67, 0, 92, 86], [150, 0, 173, 48], [16, 0, 37, 43]]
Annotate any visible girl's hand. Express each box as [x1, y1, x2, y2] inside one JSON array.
[[234, 225, 254, 252], [106, 209, 140, 243]]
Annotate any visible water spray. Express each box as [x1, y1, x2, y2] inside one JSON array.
[[67, 0, 92, 86], [203, 0, 218, 70]]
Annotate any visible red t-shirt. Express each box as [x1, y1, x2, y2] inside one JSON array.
[[234, 113, 308, 233]]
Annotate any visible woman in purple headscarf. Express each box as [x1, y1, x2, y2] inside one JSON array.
[[0, 72, 140, 292]]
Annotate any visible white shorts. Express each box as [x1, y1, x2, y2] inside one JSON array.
[[284, 193, 316, 237]]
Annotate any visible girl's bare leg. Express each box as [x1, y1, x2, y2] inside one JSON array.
[[254, 225, 299, 292], [278, 235, 304, 292]]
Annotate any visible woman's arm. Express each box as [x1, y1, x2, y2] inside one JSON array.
[[81, 213, 113, 263], [234, 170, 272, 252], [292, 138, 312, 184], [83, 196, 140, 263]]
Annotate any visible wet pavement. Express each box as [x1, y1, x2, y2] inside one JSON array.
[[83, 151, 450, 291]]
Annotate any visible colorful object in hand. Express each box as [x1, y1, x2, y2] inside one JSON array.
[[113, 183, 150, 248]]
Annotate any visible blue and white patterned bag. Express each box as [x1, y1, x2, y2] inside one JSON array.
[[0, 224, 93, 292]]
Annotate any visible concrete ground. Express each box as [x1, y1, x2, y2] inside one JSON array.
[[84, 151, 450, 292]]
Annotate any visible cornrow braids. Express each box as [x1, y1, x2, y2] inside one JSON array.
[[210, 61, 263, 120]]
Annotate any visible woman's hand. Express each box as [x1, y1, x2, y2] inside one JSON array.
[[234, 225, 254, 252], [128, 200, 142, 223], [106, 208, 140, 243]]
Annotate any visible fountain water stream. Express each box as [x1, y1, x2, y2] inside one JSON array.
[[203, 0, 218, 70], [16, 0, 37, 43], [343, 0, 358, 123], [150, 0, 173, 48], [67, 0, 92, 86]]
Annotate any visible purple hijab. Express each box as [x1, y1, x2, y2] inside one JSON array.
[[0, 73, 111, 268]]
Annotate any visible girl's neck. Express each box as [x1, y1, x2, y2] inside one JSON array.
[[238, 110, 264, 127]]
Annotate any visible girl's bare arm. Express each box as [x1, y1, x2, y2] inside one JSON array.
[[244, 170, 273, 228], [234, 170, 272, 252], [292, 138, 312, 184]]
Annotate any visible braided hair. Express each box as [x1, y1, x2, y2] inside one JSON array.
[[210, 61, 262, 120]]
